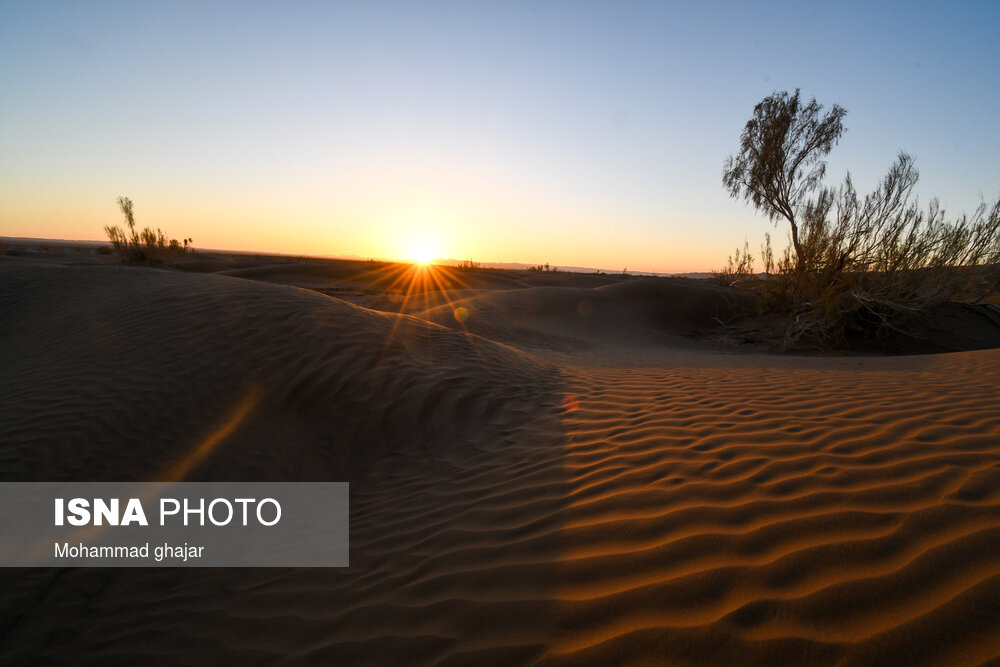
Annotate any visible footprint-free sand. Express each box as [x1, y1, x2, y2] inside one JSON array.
[[2, 252, 999, 665]]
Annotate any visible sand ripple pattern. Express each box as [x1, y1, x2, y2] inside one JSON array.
[[539, 359, 1000, 666], [2, 261, 1000, 665], [0, 263, 562, 481]]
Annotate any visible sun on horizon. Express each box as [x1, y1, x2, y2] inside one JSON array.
[[408, 242, 438, 266]]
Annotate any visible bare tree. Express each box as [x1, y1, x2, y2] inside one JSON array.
[[723, 89, 847, 271]]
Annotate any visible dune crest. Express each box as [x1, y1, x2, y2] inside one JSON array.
[[0, 262, 563, 481], [2, 257, 1000, 665]]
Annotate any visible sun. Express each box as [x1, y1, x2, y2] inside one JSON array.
[[408, 242, 437, 266]]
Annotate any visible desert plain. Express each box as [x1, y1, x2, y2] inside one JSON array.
[[2, 244, 1000, 666]]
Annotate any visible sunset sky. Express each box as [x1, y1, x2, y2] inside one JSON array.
[[2, 1, 998, 273]]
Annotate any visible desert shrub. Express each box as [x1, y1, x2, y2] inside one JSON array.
[[722, 159, 1000, 348], [104, 196, 191, 264], [457, 258, 481, 271], [722, 91, 1000, 348], [95, 245, 113, 255], [528, 262, 556, 272], [0, 242, 8, 255], [777, 155, 1000, 346], [713, 241, 755, 287]]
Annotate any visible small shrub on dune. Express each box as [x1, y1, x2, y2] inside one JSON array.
[[104, 196, 192, 265], [721, 89, 1000, 349], [713, 240, 756, 288]]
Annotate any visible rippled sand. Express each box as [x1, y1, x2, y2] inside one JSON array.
[[2, 255, 998, 665]]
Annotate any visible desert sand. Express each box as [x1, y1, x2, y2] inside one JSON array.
[[2, 247, 1000, 665]]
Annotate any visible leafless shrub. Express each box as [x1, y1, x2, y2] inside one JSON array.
[[713, 241, 756, 288], [104, 196, 192, 264]]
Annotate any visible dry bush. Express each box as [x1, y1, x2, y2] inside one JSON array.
[[721, 90, 1000, 349], [779, 154, 1000, 347], [528, 262, 556, 272], [726, 156, 1000, 348], [104, 196, 192, 264], [713, 241, 756, 288]]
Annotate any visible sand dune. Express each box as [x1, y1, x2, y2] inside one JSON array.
[[2, 255, 1000, 665], [421, 278, 753, 354], [0, 260, 562, 481]]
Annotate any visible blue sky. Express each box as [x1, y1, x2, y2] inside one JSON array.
[[1, 1, 998, 272]]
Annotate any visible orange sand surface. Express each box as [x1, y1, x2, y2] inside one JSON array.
[[2, 251, 999, 665]]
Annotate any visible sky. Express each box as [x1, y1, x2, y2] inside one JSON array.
[[1, 1, 998, 273]]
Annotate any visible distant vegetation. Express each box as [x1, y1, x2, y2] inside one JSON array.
[[720, 89, 1000, 349], [456, 258, 482, 271], [528, 262, 556, 272], [104, 196, 192, 264]]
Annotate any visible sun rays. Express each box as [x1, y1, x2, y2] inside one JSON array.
[[335, 259, 490, 381]]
